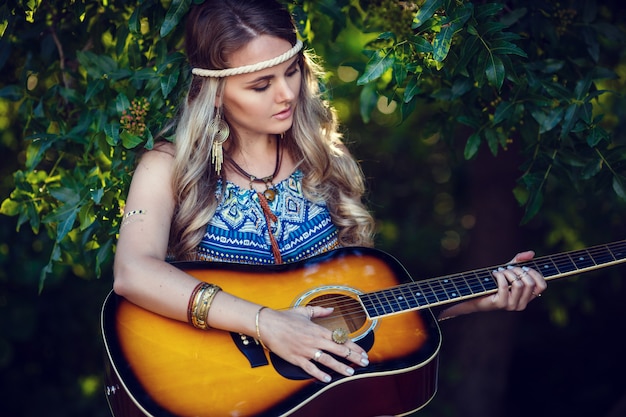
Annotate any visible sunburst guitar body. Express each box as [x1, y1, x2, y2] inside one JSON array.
[[102, 241, 626, 416]]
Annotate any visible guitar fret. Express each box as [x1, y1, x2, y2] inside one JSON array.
[[389, 287, 413, 312], [531, 258, 559, 278], [405, 282, 437, 307], [441, 277, 461, 300], [550, 253, 578, 274], [360, 292, 385, 317], [568, 249, 596, 270], [589, 245, 617, 265], [425, 280, 449, 302], [608, 241, 626, 261], [450, 275, 473, 297]]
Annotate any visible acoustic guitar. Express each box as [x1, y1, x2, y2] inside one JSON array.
[[101, 241, 626, 417]]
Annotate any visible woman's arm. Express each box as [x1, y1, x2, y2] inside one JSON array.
[[112, 147, 369, 383]]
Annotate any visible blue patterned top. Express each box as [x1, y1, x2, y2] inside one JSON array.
[[196, 170, 339, 264]]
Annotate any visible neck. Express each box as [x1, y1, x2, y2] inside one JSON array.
[[225, 135, 282, 184]]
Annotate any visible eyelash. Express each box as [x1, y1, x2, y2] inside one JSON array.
[[252, 67, 300, 92]]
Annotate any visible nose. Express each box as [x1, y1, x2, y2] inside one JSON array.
[[275, 76, 296, 103]]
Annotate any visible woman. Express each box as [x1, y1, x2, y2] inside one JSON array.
[[113, 0, 547, 388]]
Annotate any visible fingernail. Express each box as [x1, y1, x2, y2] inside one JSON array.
[[497, 267, 505, 272], [522, 266, 530, 272], [507, 265, 515, 270], [361, 358, 369, 366], [346, 367, 355, 375], [323, 375, 331, 383]]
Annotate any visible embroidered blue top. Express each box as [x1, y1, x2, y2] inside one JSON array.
[[196, 170, 339, 264]]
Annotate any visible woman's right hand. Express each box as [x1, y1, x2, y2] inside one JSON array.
[[256, 306, 370, 383]]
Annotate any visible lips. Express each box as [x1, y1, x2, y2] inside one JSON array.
[[273, 106, 293, 120]]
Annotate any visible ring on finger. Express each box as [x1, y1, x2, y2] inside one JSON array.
[[332, 328, 349, 344], [344, 348, 351, 359], [313, 350, 323, 361]]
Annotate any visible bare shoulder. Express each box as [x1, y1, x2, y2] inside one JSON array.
[[134, 142, 176, 175], [126, 141, 177, 209]]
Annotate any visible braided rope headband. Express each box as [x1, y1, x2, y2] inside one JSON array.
[[192, 39, 303, 78]]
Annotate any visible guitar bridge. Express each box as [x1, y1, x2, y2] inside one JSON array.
[[230, 332, 270, 368]]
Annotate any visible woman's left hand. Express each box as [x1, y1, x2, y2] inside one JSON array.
[[479, 250, 547, 312], [438, 251, 547, 320]]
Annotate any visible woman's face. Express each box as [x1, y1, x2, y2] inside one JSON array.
[[221, 35, 302, 141]]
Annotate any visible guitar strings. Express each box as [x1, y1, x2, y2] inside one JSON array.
[[271, 242, 625, 327]]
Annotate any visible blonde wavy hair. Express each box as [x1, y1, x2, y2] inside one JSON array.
[[168, 0, 375, 259]]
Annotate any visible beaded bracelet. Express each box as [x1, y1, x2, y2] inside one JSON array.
[[189, 282, 222, 330]]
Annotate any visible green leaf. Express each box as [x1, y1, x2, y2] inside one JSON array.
[[359, 83, 378, 123], [128, 7, 141, 34], [128, 39, 142, 69], [39, 243, 62, 293], [115, 23, 130, 57], [432, 5, 472, 62], [613, 176, 626, 200], [393, 61, 407, 86], [450, 77, 472, 99], [474, 3, 504, 20], [25, 136, 56, 170], [121, 130, 144, 149], [43, 204, 79, 243], [161, 68, 180, 98], [521, 187, 544, 224], [412, 0, 443, 29], [432, 29, 453, 62], [457, 115, 481, 129], [161, 0, 191, 37], [356, 49, 395, 85], [484, 128, 499, 155], [560, 103, 579, 139], [410, 35, 433, 53], [0, 198, 21, 216], [490, 40, 527, 58], [78, 201, 96, 231], [49, 187, 80, 205], [530, 107, 564, 134], [464, 132, 481, 159], [77, 51, 118, 78], [454, 35, 480, 76], [587, 126, 609, 147], [0, 84, 22, 100], [105, 122, 121, 146], [403, 75, 421, 103], [581, 158, 602, 179], [95, 238, 114, 277], [493, 101, 514, 125], [85, 78, 105, 102], [485, 55, 504, 90]]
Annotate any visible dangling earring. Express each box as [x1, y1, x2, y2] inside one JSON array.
[[209, 114, 230, 175]]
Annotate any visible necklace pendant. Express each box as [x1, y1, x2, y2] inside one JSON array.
[[264, 188, 277, 202]]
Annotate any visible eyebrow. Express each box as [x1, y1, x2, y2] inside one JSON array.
[[245, 56, 300, 85]]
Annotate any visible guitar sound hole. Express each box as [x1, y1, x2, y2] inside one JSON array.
[[308, 294, 367, 335]]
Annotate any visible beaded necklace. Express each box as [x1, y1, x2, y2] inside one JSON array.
[[224, 138, 284, 264], [225, 138, 282, 202]]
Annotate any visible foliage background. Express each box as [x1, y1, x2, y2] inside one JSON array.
[[1, 0, 625, 416]]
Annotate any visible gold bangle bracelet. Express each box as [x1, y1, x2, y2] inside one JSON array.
[[190, 283, 221, 330], [255, 306, 270, 351]]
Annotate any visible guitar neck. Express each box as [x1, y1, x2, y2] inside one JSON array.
[[360, 240, 626, 318]]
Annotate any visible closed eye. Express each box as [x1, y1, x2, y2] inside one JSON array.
[[250, 58, 300, 92]]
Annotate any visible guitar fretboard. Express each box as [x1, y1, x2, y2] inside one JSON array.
[[360, 240, 626, 319]]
